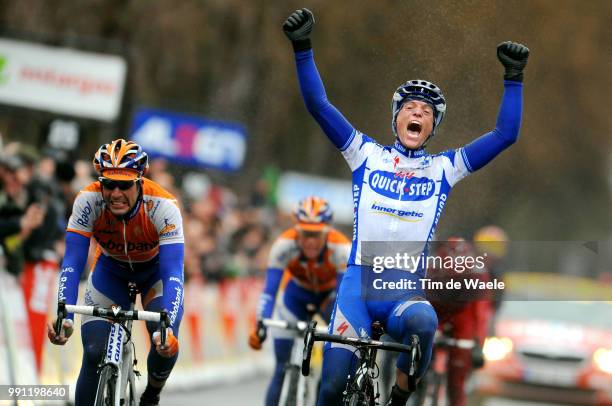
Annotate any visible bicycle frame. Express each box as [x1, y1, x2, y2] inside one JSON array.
[[347, 345, 380, 405]]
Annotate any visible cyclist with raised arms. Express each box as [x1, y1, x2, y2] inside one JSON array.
[[46, 139, 184, 406], [281, 8, 529, 405], [249, 196, 351, 405]]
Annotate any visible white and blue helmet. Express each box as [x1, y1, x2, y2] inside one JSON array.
[[391, 79, 446, 138]]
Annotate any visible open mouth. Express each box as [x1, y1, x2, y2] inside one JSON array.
[[407, 121, 422, 133]]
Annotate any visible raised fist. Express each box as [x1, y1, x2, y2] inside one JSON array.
[[497, 41, 530, 82], [283, 8, 315, 44]]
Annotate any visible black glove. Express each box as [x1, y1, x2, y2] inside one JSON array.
[[282, 8, 315, 52], [248, 319, 267, 350], [497, 41, 530, 82]]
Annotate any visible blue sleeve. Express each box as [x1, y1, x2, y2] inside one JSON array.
[[295, 49, 356, 149], [462, 81, 523, 172], [159, 243, 184, 328], [58, 231, 91, 320], [257, 267, 283, 319]]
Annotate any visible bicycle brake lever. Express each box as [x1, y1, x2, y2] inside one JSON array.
[[160, 310, 168, 347], [55, 301, 67, 336], [256, 319, 267, 342], [302, 320, 317, 376]]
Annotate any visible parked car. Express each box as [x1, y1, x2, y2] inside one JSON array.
[[475, 273, 612, 405]]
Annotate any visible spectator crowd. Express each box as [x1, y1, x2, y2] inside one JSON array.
[[0, 139, 285, 284]]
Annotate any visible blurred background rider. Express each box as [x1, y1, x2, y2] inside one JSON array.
[[249, 196, 350, 406]]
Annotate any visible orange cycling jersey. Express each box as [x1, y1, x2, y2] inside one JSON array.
[[268, 227, 351, 292], [67, 178, 184, 265]]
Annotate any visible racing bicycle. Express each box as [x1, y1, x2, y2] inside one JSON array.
[[302, 320, 421, 406], [54, 282, 169, 406], [259, 304, 327, 406]]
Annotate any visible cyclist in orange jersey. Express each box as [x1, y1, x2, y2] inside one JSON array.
[[249, 196, 351, 406], [47, 139, 184, 406]]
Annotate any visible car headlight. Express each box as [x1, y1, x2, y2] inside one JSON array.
[[483, 336, 513, 361], [593, 348, 612, 374]]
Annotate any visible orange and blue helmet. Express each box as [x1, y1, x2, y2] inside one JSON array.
[[93, 139, 148, 181], [293, 196, 333, 232]]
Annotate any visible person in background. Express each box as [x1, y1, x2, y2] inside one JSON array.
[[249, 196, 351, 406], [0, 154, 46, 273], [473, 225, 509, 320], [426, 237, 491, 406]]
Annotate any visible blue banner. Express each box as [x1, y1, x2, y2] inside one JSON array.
[[130, 108, 246, 171]]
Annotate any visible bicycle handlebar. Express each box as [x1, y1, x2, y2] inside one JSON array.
[[314, 331, 415, 353], [64, 304, 164, 322], [262, 318, 327, 333], [301, 320, 417, 376], [435, 335, 476, 349], [55, 301, 170, 346]]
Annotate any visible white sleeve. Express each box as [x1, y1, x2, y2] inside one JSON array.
[[152, 199, 185, 245], [66, 191, 101, 235], [340, 130, 379, 171], [439, 148, 471, 187]]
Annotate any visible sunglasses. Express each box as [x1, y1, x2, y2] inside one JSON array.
[[99, 177, 139, 191], [298, 229, 326, 238]]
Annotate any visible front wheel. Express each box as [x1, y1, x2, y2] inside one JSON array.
[[347, 391, 367, 406], [125, 371, 137, 406], [95, 364, 118, 406], [279, 365, 300, 406], [344, 373, 373, 406]]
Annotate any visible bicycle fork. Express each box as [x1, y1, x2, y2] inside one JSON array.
[[103, 321, 126, 404], [101, 298, 138, 404]]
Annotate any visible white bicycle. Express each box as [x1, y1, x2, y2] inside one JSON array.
[[259, 305, 327, 406], [55, 283, 169, 406]]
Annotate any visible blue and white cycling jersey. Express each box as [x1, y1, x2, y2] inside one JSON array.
[[341, 134, 469, 266], [294, 49, 522, 268]]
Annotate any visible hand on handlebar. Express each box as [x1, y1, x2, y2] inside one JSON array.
[[471, 341, 485, 369], [153, 328, 179, 358], [248, 319, 267, 350], [46, 319, 74, 345]]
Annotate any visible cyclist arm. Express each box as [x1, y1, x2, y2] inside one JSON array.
[[155, 199, 185, 328], [461, 81, 523, 172], [57, 231, 91, 320], [257, 233, 295, 319], [294, 49, 356, 150], [257, 267, 283, 319], [58, 186, 99, 320], [159, 243, 184, 328]]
